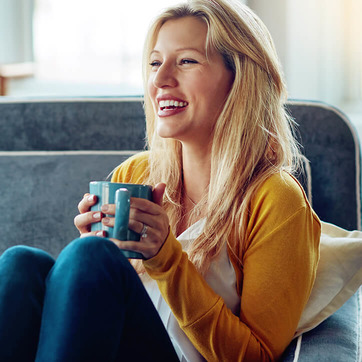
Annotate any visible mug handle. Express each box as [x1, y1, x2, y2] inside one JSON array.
[[113, 188, 131, 240]]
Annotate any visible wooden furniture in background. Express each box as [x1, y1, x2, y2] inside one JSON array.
[[0, 62, 35, 96]]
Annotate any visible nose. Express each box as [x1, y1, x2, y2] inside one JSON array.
[[152, 62, 178, 89]]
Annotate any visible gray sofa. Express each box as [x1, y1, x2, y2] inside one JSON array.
[[0, 97, 360, 361]]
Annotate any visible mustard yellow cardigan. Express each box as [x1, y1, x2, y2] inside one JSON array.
[[111, 152, 321, 361]]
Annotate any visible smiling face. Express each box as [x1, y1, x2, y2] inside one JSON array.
[[147, 16, 234, 148]]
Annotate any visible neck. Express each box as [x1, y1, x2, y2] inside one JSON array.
[[181, 142, 211, 204], [176, 143, 211, 236]]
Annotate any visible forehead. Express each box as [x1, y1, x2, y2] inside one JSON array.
[[153, 16, 208, 52]]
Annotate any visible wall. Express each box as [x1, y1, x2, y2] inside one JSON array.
[[0, 0, 34, 63], [247, 0, 361, 106]]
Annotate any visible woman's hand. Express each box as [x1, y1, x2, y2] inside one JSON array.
[[74, 193, 106, 237], [106, 183, 170, 259]]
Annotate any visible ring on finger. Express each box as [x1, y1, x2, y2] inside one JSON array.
[[140, 223, 148, 238]]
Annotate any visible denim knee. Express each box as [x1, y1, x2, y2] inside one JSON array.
[[47, 237, 135, 301], [58, 236, 129, 268], [0, 245, 54, 283]]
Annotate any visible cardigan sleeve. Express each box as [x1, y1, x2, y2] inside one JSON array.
[[143, 172, 320, 361]]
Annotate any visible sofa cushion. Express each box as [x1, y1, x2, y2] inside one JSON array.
[[282, 287, 361, 361], [296, 222, 362, 336], [0, 151, 138, 256]]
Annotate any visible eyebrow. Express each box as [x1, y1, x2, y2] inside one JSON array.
[[150, 47, 206, 57]]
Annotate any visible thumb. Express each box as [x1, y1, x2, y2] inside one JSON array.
[[152, 183, 166, 206]]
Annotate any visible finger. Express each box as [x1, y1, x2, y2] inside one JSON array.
[[128, 218, 148, 235], [128, 217, 168, 248], [152, 183, 166, 206], [127, 211, 159, 236], [129, 201, 168, 227], [78, 193, 98, 213], [102, 216, 115, 228], [101, 204, 116, 215], [80, 230, 108, 238], [130, 198, 161, 216], [128, 204, 169, 243], [74, 211, 103, 234]]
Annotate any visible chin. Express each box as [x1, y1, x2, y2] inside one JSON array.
[[157, 133, 180, 141], [157, 126, 180, 140]]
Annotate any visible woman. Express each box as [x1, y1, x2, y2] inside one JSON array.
[[0, 0, 320, 361], [81, 0, 320, 359]]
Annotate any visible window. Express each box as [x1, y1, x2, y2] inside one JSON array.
[[29, 0, 181, 96]]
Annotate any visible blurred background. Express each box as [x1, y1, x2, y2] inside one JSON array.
[[1, 0, 361, 134]]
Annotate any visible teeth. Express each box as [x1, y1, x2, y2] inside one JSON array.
[[159, 100, 188, 109]]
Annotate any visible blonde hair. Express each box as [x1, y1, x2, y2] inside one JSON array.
[[142, 0, 302, 273]]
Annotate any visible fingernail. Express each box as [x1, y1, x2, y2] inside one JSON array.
[[101, 205, 108, 212], [96, 231, 105, 237], [93, 212, 101, 219], [88, 195, 96, 202], [102, 217, 110, 225]]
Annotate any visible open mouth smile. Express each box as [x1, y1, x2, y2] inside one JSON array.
[[159, 100, 189, 111]]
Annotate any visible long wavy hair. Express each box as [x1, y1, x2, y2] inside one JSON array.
[[142, 0, 302, 273]]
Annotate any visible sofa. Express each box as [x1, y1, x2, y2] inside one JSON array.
[[0, 97, 361, 361]]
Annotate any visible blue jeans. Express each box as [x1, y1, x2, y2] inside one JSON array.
[[0, 237, 179, 362]]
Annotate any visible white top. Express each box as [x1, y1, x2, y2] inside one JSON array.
[[140, 219, 240, 361]]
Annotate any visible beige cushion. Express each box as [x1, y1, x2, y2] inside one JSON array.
[[296, 221, 362, 336]]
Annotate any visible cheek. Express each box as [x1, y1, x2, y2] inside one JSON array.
[[197, 71, 230, 99], [207, 76, 233, 110], [200, 83, 228, 112], [147, 76, 155, 97], [147, 77, 158, 110]]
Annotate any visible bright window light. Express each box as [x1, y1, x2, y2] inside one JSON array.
[[33, 0, 181, 95]]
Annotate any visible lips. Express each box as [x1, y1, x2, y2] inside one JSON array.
[[158, 105, 187, 117], [156, 95, 189, 116]]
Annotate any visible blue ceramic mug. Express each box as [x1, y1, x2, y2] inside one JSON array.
[[89, 181, 153, 259]]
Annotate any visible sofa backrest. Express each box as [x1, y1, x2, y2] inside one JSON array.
[[0, 97, 146, 151], [286, 101, 361, 231]]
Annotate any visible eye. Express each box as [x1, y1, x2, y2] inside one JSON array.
[[149, 61, 161, 69], [180, 59, 198, 65]]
